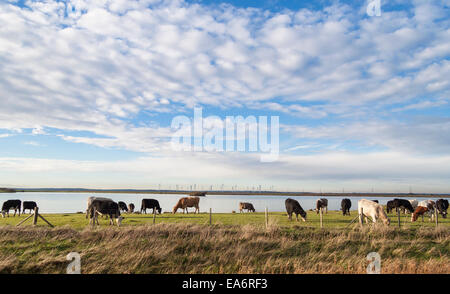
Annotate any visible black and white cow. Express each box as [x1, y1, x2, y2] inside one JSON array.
[[86, 196, 113, 219], [128, 203, 135, 213], [118, 201, 129, 213], [387, 199, 414, 214], [315, 198, 328, 214], [436, 199, 449, 219], [141, 199, 162, 214], [22, 201, 37, 214], [285, 198, 307, 222], [87, 199, 123, 226], [1, 200, 21, 217], [341, 199, 351, 216]]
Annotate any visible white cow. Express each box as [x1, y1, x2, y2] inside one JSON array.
[[358, 199, 390, 225], [86, 196, 113, 219]]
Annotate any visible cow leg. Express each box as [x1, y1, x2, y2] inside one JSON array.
[[364, 215, 369, 224]]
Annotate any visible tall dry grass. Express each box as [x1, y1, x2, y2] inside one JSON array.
[[0, 223, 448, 274]]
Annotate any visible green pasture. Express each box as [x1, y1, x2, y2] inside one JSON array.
[[0, 209, 448, 230]]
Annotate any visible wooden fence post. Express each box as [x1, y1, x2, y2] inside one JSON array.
[[397, 209, 401, 228], [209, 208, 212, 225], [359, 208, 363, 227], [435, 208, 438, 227], [153, 207, 156, 224], [33, 207, 38, 226], [320, 207, 323, 228], [265, 207, 268, 229], [92, 208, 97, 227]]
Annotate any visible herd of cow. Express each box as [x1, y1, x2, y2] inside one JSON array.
[[0, 196, 448, 227]]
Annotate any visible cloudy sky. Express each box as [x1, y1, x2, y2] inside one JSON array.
[[0, 0, 449, 192]]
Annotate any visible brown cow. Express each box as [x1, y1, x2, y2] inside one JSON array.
[[173, 197, 200, 214], [411, 206, 428, 222], [239, 202, 255, 213]]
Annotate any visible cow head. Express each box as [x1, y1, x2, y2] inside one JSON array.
[[300, 211, 307, 222], [158, 207, 162, 214]]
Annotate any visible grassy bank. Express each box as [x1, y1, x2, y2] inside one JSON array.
[[0, 223, 448, 274]]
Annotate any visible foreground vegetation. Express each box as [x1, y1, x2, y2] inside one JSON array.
[[0, 222, 448, 274], [0, 210, 449, 273]]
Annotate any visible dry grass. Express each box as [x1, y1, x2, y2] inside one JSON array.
[[0, 223, 448, 274]]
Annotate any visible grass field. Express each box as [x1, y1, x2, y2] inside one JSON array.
[[0, 210, 449, 274], [0, 209, 449, 229]]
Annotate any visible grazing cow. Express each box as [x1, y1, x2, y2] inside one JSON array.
[[22, 201, 37, 214], [411, 206, 429, 222], [128, 203, 135, 213], [87, 200, 123, 226], [386, 199, 414, 214], [418, 200, 436, 220], [436, 199, 449, 219], [141, 199, 162, 214], [407, 199, 418, 213], [173, 197, 200, 214], [239, 202, 255, 213], [285, 198, 307, 222], [1, 200, 21, 218], [118, 201, 128, 213], [341, 199, 351, 216], [315, 198, 328, 214], [358, 199, 390, 225], [86, 196, 113, 219], [418, 200, 435, 210], [386, 200, 395, 213]]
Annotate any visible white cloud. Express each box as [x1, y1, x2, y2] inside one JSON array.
[[0, 0, 449, 191], [1, 150, 450, 192]]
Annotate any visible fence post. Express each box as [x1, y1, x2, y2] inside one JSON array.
[[434, 208, 438, 227], [209, 208, 212, 225], [153, 207, 156, 224], [397, 209, 401, 228], [320, 207, 323, 228], [359, 207, 363, 227], [92, 208, 97, 227], [265, 207, 268, 229], [33, 207, 38, 226]]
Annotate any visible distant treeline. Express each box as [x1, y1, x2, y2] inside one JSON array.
[[0, 188, 17, 193]]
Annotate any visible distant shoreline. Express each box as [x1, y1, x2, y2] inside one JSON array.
[[2, 188, 449, 198]]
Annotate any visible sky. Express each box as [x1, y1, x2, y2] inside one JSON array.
[[0, 0, 449, 192]]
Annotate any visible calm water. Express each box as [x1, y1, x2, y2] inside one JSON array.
[[0, 193, 448, 214]]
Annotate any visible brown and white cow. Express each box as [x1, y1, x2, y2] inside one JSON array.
[[411, 206, 429, 222]]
